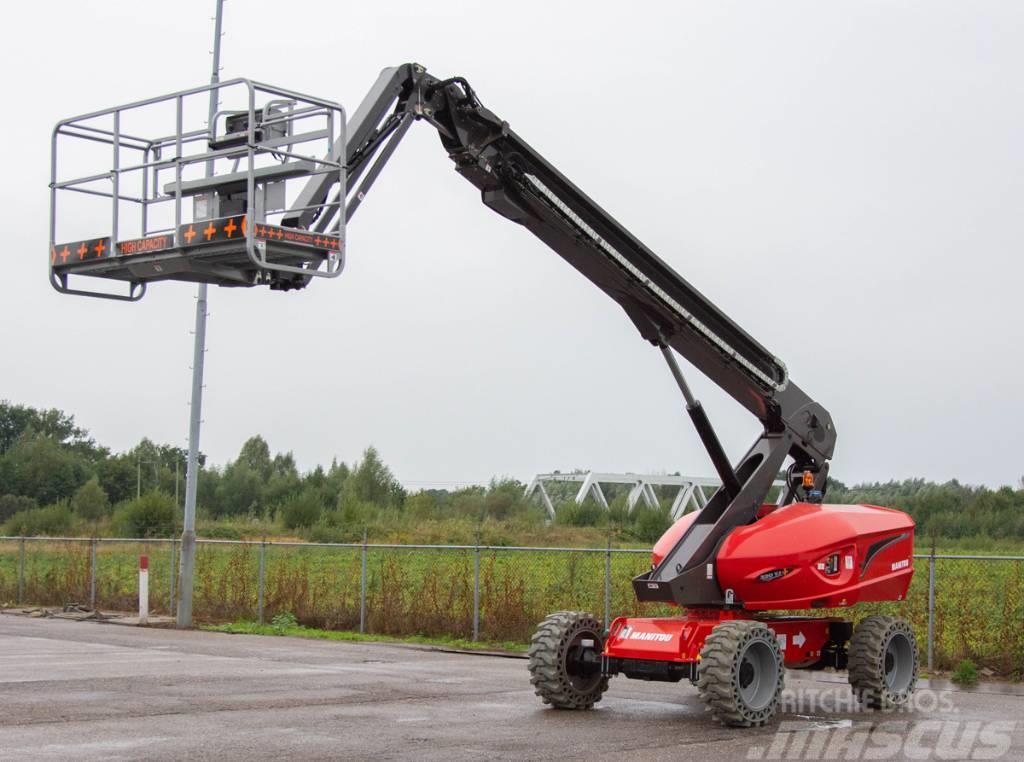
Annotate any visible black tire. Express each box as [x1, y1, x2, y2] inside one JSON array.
[[528, 611, 609, 710], [697, 620, 785, 727], [848, 615, 918, 709]]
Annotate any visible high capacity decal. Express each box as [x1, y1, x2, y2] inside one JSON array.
[[178, 216, 342, 252]]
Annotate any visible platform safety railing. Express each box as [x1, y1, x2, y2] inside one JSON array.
[[49, 79, 346, 300]]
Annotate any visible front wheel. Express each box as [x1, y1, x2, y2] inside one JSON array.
[[848, 615, 918, 709], [528, 611, 608, 710], [698, 620, 785, 727]]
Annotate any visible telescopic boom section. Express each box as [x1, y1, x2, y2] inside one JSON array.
[[291, 64, 838, 606]]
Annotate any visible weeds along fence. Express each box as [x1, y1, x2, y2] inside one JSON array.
[[0, 537, 1021, 676]]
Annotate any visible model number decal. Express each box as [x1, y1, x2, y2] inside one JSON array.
[[891, 559, 910, 571]]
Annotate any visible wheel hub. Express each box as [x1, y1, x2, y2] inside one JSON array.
[[736, 639, 779, 711], [883, 632, 914, 693], [739, 660, 755, 689], [564, 629, 603, 692]]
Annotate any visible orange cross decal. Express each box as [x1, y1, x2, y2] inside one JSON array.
[[223, 218, 238, 238], [60, 246, 70, 263], [275, 228, 283, 240], [77, 243, 88, 260], [183, 225, 197, 244], [94, 240, 106, 257], [203, 222, 216, 241], [314, 236, 322, 247]]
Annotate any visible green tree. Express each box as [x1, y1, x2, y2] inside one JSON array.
[[71, 477, 110, 520], [0, 430, 91, 505], [342, 446, 406, 508], [95, 455, 137, 505], [215, 462, 263, 517], [0, 400, 104, 460], [237, 436, 272, 481]]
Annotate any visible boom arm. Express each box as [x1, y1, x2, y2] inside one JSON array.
[[291, 64, 838, 607]]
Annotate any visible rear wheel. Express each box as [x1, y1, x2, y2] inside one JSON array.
[[697, 620, 784, 727], [528, 611, 608, 710], [848, 615, 918, 709]]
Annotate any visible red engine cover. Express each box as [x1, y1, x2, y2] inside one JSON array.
[[652, 503, 914, 611], [718, 503, 914, 609]]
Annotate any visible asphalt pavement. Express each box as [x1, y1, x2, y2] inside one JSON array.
[[0, 615, 1020, 760]]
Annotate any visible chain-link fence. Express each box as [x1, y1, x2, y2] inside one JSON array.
[[0, 537, 1020, 676]]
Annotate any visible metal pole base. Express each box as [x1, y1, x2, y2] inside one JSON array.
[[176, 530, 197, 629]]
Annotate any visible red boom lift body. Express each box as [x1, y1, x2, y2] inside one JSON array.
[[605, 502, 914, 673]]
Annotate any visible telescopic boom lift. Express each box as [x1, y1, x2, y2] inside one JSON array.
[[49, 63, 918, 727]]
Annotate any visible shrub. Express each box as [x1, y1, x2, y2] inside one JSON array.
[[2, 502, 74, 536], [281, 490, 323, 530], [952, 659, 979, 686], [271, 612, 298, 634], [112, 491, 176, 537], [554, 499, 606, 527], [0, 494, 36, 522], [632, 505, 673, 543], [71, 477, 110, 520]]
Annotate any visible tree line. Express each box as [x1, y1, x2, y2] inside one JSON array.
[[1, 400, 1022, 544]]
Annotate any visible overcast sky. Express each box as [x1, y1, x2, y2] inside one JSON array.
[[3, 1, 1022, 490]]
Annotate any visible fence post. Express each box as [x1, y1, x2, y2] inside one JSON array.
[[472, 544, 481, 642], [927, 547, 936, 672], [17, 538, 25, 605], [257, 538, 266, 625], [90, 538, 97, 610], [169, 540, 176, 615], [138, 555, 149, 625], [604, 536, 612, 631], [359, 529, 367, 634]]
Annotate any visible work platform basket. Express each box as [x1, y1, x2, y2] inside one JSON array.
[[49, 79, 347, 300]]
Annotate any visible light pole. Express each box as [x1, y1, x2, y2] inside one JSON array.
[[177, 0, 224, 629]]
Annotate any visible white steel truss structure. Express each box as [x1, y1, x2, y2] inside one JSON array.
[[523, 472, 784, 521]]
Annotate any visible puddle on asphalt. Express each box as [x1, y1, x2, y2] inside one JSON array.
[[788, 715, 854, 731]]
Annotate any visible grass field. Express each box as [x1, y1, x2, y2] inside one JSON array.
[[1, 538, 1021, 677]]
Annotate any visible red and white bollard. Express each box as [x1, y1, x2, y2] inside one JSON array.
[[139, 555, 149, 625]]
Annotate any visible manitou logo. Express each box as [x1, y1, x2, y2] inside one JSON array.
[[618, 626, 673, 643], [891, 559, 910, 571]]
